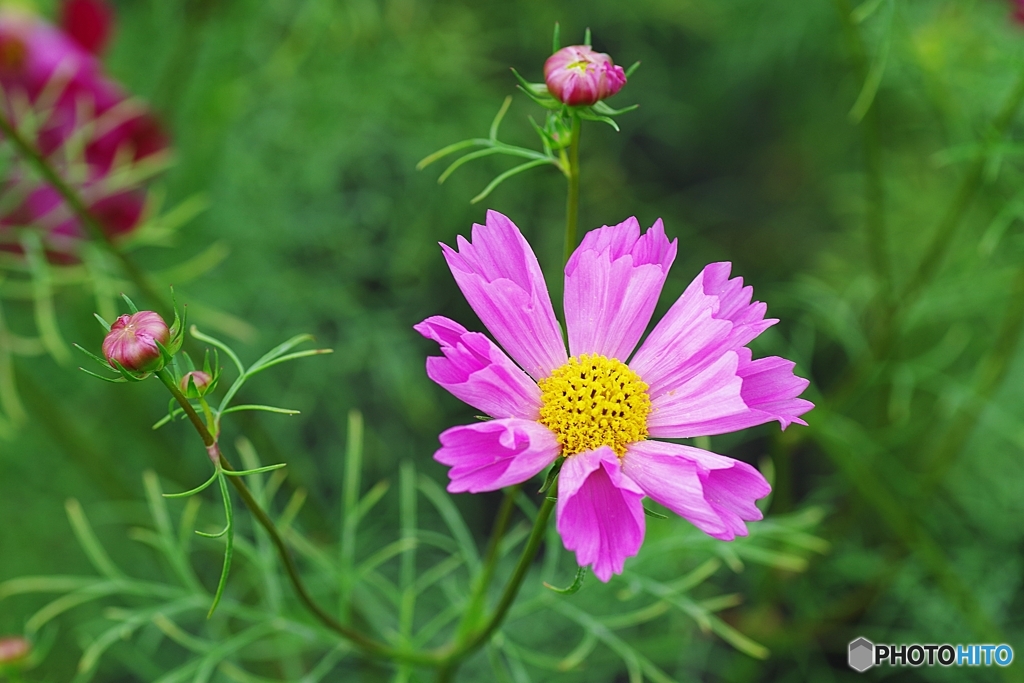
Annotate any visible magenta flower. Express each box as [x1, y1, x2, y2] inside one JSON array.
[[544, 45, 626, 106], [102, 311, 169, 372], [60, 0, 114, 56], [416, 211, 812, 581]]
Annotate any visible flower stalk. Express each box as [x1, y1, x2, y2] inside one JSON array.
[[563, 114, 582, 262], [434, 492, 558, 683], [154, 368, 440, 665]]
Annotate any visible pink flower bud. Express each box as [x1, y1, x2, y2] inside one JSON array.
[[180, 370, 212, 394], [0, 636, 29, 664], [544, 45, 626, 106], [102, 311, 169, 372]]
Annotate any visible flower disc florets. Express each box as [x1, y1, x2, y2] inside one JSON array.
[[538, 353, 651, 457], [102, 311, 169, 372]]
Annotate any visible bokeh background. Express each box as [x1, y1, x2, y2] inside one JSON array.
[[3, 0, 1024, 680]]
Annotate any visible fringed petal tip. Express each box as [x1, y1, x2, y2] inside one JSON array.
[[435, 419, 560, 494], [415, 316, 541, 420], [557, 447, 645, 582], [439, 211, 566, 380], [622, 440, 770, 542], [564, 217, 677, 360]]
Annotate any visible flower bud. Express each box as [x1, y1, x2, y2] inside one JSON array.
[[102, 311, 169, 372], [180, 370, 212, 396], [0, 636, 29, 664], [544, 45, 626, 106]]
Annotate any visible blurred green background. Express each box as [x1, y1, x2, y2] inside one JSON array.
[[4, 0, 1024, 680]]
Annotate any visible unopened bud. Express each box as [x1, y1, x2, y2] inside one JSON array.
[[544, 45, 626, 106], [0, 636, 29, 664], [102, 311, 169, 372], [180, 370, 212, 396]]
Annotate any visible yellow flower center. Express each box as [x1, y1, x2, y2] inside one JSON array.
[[566, 59, 594, 73], [538, 354, 651, 457]]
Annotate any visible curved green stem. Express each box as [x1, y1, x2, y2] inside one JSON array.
[[453, 485, 521, 643], [0, 109, 169, 314], [563, 114, 582, 263], [154, 369, 440, 665], [434, 491, 557, 682]]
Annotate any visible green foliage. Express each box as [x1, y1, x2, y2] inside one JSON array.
[[0, 415, 824, 681]]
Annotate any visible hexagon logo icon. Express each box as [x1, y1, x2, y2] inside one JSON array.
[[848, 637, 875, 672]]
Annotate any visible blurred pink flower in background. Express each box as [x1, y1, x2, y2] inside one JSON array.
[[0, 636, 29, 663], [544, 45, 626, 106], [418, 211, 812, 581], [0, 0, 168, 259]]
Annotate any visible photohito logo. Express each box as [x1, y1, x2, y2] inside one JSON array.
[[848, 637, 1014, 672]]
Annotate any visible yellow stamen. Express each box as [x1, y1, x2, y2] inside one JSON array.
[[538, 354, 651, 457]]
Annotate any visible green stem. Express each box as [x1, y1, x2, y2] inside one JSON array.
[[155, 370, 440, 665], [563, 114, 582, 263], [0, 109, 170, 314], [453, 485, 521, 642], [435, 491, 557, 682]]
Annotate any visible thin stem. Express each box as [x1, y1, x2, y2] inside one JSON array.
[[435, 491, 557, 682], [0, 109, 170, 314], [453, 485, 521, 642], [562, 114, 582, 263], [154, 369, 440, 665]]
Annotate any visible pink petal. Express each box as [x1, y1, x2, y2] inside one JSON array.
[[630, 262, 775, 399], [564, 217, 677, 361], [647, 348, 813, 437], [622, 440, 770, 541], [645, 351, 749, 438], [442, 211, 566, 380], [415, 316, 542, 420], [557, 447, 645, 582], [435, 419, 560, 493]]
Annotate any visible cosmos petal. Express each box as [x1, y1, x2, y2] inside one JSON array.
[[630, 262, 775, 399], [435, 419, 560, 494], [442, 210, 567, 380], [415, 316, 541, 420], [564, 217, 677, 361], [557, 447, 645, 582], [622, 440, 770, 541]]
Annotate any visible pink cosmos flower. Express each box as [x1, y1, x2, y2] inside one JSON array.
[[0, 4, 168, 257], [416, 211, 812, 582], [544, 45, 626, 106]]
